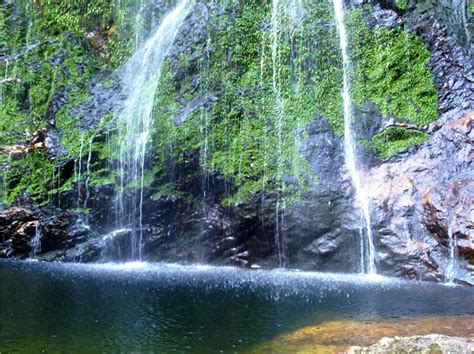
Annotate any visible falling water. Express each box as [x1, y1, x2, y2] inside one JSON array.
[[114, 0, 191, 260], [83, 136, 94, 211], [134, 0, 146, 47], [446, 223, 459, 283], [76, 135, 85, 209], [288, 0, 305, 25], [24, 0, 34, 47], [448, 0, 472, 51], [2, 152, 12, 205], [200, 109, 209, 201], [332, 0, 376, 274], [0, 54, 8, 105], [271, 0, 286, 268], [1, 62, 9, 205], [29, 222, 42, 258]]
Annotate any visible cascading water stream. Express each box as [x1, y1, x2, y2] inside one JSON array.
[[271, 0, 286, 268], [29, 222, 42, 258], [83, 135, 94, 213], [445, 223, 459, 284], [113, 0, 192, 261], [332, 0, 376, 274], [76, 135, 85, 209], [1, 152, 11, 206]]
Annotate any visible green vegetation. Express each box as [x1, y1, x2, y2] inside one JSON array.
[[0, 1, 440, 207], [347, 8, 437, 159], [0, 0, 142, 203], [150, 0, 338, 205], [394, 0, 409, 11], [361, 127, 429, 160], [347, 9, 437, 125], [6, 151, 56, 205]]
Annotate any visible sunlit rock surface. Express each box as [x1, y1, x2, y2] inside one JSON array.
[[362, 112, 474, 283], [254, 315, 474, 353], [350, 334, 474, 353]]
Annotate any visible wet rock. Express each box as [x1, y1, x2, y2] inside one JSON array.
[[101, 229, 134, 261], [171, 2, 209, 56], [282, 117, 362, 272], [57, 237, 103, 263], [364, 111, 474, 283], [0, 207, 35, 227], [0, 206, 95, 259], [174, 94, 218, 124], [404, 12, 474, 119], [70, 80, 121, 131], [0, 207, 37, 257], [45, 86, 70, 125], [44, 128, 68, 159], [372, 6, 402, 28], [422, 180, 474, 265]]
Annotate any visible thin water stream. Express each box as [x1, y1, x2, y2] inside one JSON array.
[[446, 223, 459, 283], [271, 0, 286, 268], [332, 0, 377, 274], [29, 223, 42, 258]]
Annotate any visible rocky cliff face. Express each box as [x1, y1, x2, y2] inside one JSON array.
[[0, 0, 472, 284], [358, 0, 474, 283]]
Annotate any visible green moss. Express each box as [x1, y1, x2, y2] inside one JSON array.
[[152, 182, 194, 204], [148, 0, 340, 206], [1, 1, 441, 208], [394, 0, 409, 11], [0, 1, 142, 205], [6, 150, 56, 204], [345, 8, 437, 159], [361, 127, 429, 160], [347, 9, 438, 125]]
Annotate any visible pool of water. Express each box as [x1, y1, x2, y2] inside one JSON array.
[[1, 260, 473, 352]]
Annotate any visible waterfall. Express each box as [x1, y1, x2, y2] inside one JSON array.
[[101, 229, 131, 261], [2, 152, 12, 206], [83, 135, 94, 213], [332, 0, 376, 274], [288, 0, 305, 24], [271, 0, 286, 268], [76, 135, 85, 209], [200, 109, 210, 202], [114, 0, 191, 261], [29, 222, 42, 258], [446, 223, 459, 283], [25, 0, 34, 47]]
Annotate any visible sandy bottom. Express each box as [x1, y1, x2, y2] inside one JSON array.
[[252, 315, 474, 353]]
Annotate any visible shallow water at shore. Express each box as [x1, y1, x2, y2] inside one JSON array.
[[1, 260, 473, 352]]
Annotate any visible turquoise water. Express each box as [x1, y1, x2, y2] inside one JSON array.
[[1, 260, 473, 352]]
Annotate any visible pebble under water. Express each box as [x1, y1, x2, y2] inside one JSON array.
[[1, 260, 473, 352]]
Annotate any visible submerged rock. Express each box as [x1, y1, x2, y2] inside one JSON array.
[[254, 315, 474, 353], [350, 334, 474, 353]]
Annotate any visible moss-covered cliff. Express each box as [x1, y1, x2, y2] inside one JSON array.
[[1, 0, 439, 207]]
